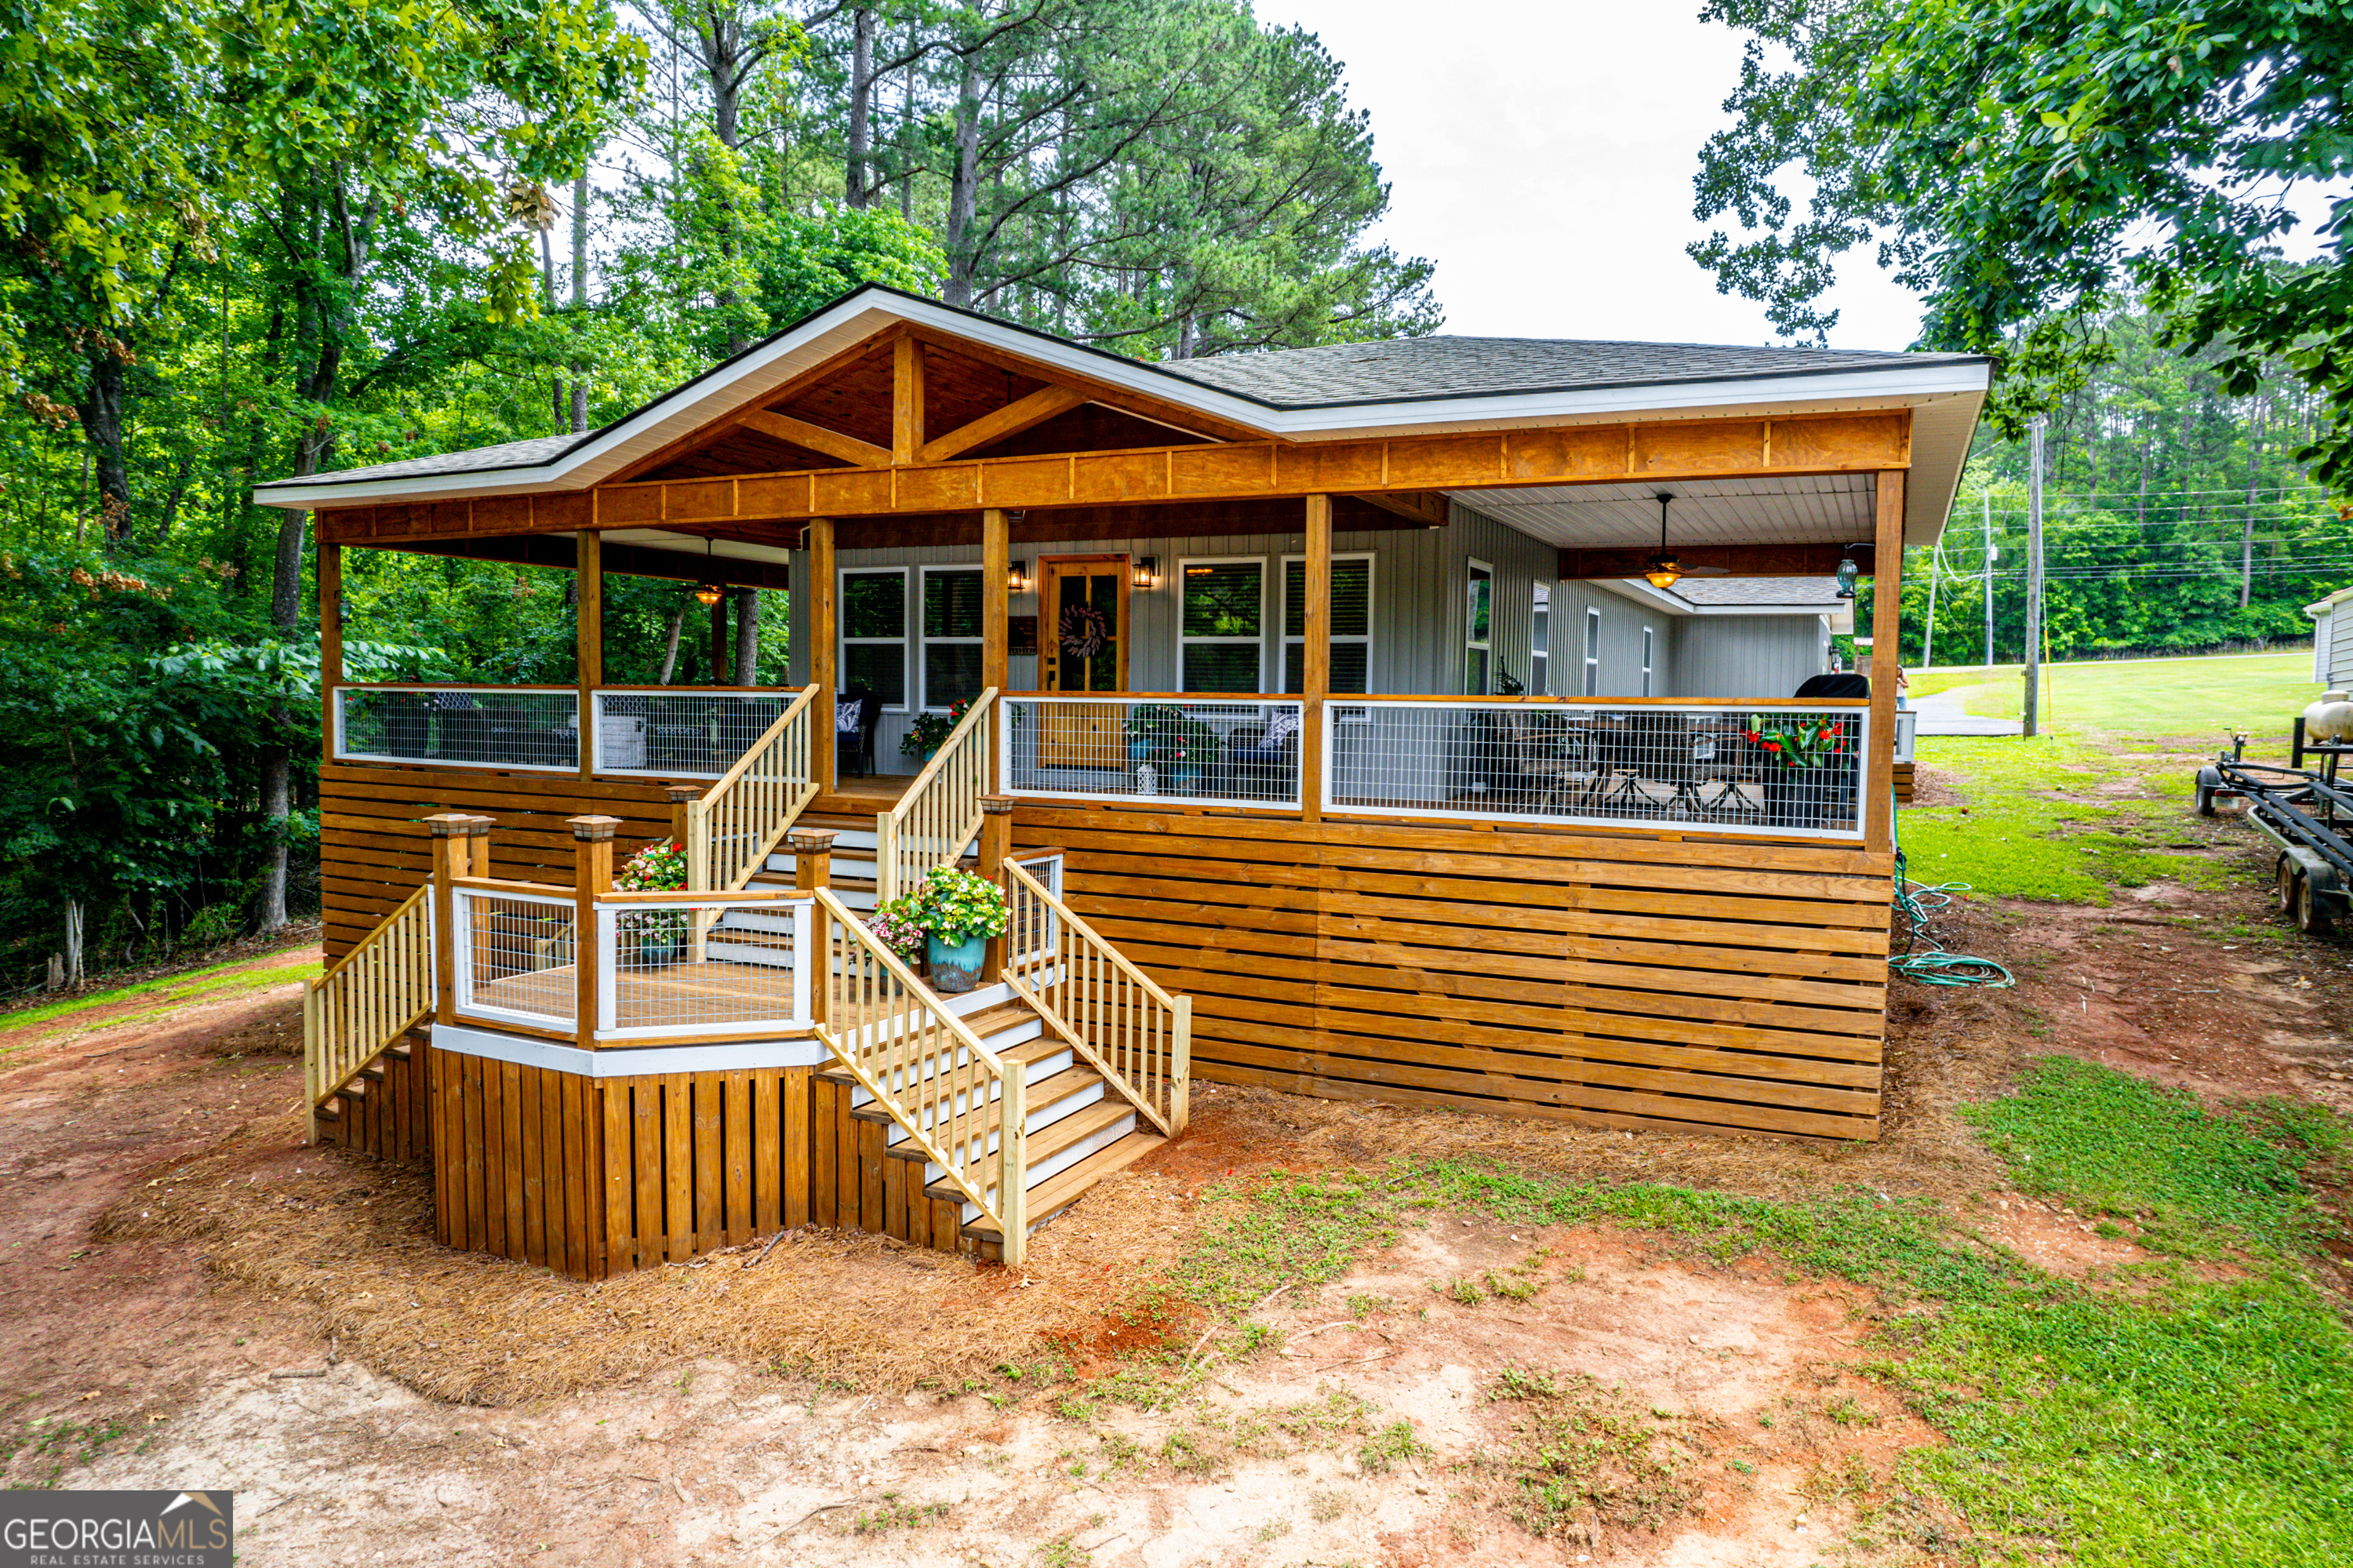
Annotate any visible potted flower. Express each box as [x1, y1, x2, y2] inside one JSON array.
[[900, 697, 970, 763], [1745, 714, 1848, 828], [614, 839, 690, 965], [904, 865, 1009, 993], [866, 895, 927, 968], [1123, 703, 1220, 796]]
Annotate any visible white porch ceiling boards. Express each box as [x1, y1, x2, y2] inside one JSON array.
[[1449, 472, 1876, 550], [590, 528, 797, 566]]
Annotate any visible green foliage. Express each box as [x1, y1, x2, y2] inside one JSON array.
[[1961, 1057, 2336, 1259], [904, 865, 1008, 945], [1693, 0, 2353, 485]]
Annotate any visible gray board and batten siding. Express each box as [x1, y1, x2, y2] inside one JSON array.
[[787, 500, 1831, 775]]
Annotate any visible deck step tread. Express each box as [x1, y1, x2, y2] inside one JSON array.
[[870, 1063, 1104, 1139], [922, 1096, 1136, 1201], [960, 1130, 1169, 1239], [704, 926, 798, 949]]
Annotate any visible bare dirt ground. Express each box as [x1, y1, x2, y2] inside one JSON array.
[[4, 812, 2350, 1566]]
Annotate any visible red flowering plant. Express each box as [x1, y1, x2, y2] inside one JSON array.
[[1744, 713, 1846, 770], [613, 840, 691, 949]]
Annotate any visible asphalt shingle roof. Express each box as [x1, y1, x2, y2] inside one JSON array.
[[288, 433, 584, 489], [1159, 336, 1964, 408], [1669, 576, 1849, 609]]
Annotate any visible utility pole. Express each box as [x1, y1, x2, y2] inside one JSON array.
[[1981, 490, 1995, 668], [2024, 416, 2046, 737], [2241, 407, 2261, 609]]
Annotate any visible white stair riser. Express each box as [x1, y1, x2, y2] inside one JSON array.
[[952, 1111, 1140, 1225], [840, 1028, 1061, 1112], [700, 940, 797, 970], [889, 1076, 1104, 1163]]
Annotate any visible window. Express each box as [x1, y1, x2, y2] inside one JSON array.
[[1529, 584, 1551, 696], [839, 568, 908, 710], [1280, 553, 1373, 693], [1640, 625, 1655, 697], [1464, 560, 1493, 694], [1581, 606, 1602, 697], [920, 566, 984, 711], [1179, 557, 1266, 693]]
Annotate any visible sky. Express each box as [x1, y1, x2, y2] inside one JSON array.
[[1252, 0, 1933, 351]]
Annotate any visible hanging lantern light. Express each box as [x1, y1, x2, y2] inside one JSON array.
[[693, 537, 725, 606], [1835, 550, 1860, 600]]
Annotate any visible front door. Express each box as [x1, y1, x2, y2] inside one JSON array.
[[1038, 555, 1129, 770]]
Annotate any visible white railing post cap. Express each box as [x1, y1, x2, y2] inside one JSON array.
[[663, 784, 700, 805], [787, 828, 838, 853], [424, 813, 474, 838], [980, 795, 1016, 816], [567, 814, 623, 842]]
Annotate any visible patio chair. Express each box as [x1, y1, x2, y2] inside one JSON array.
[[837, 687, 882, 778], [1223, 708, 1302, 802]]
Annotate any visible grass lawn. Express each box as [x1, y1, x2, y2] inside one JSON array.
[[1162, 1068, 2353, 1566], [1909, 652, 2324, 755]]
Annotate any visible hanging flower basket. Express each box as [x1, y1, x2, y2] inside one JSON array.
[[1059, 602, 1111, 661]]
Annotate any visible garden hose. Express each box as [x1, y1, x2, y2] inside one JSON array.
[[1887, 799, 2015, 988]]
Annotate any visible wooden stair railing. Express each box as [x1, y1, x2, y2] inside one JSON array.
[[686, 686, 820, 896], [809, 887, 1028, 1265], [875, 687, 996, 903], [1001, 856, 1191, 1137], [304, 883, 435, 1143]]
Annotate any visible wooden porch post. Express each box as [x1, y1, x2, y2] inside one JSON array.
[[983, 508, 1009, 796], [576, 530, 602, 781], [318, 541, 343, 772], [789, 828, 835, 893], [978, 795, 1013, 978], [1301, 493, 1332, 824], [569, 815, 620, 1043], [708, 596, 729, 686], [665, 784, 699, 850], [460, 814, 496, 879], [1864, 469, 1906, 856], [791, 828, 836, 1031], [808, 518, 837, 792], [425, 814, 471, 1028]]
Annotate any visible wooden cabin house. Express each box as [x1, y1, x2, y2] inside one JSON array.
[[263, 285, 1989, 1277]]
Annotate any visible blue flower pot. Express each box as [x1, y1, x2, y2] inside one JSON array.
[[926, 933, 987, 993]]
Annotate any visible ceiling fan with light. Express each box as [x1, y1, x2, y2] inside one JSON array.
[[1641, 492, 1729, 591]]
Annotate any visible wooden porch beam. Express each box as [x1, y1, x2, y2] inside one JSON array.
[[737, 409, 891, 469], [334, 532, 791, 591], [1347, 489, 1448, 528], [1558, 542, 1875, 581], [892, 333, 925, 465], [918, 384, 1089, 464]]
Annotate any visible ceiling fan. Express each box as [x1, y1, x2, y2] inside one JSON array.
[[1641, 492, 1729, 590]]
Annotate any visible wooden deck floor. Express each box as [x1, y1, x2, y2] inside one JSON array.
[[471, 956, 804, 1040]]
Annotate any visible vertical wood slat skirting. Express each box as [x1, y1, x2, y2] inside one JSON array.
[[420, 1055, 974, 1280]]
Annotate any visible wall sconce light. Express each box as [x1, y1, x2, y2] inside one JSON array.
[[1132, 555, 1159, 590], [1009, 558, 1030, 592]]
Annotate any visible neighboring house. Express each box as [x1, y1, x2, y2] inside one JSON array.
[[2312, 585, 2353, 687], [259, 283, 1988, 1278]]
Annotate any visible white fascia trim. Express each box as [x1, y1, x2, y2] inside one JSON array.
[[253, 290, 1995, 511], [429, 1020, 830, 1077], [1588, 577, 1842, 617]]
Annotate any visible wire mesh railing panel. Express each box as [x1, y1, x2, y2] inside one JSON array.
[[594, 897, 811, 1039], [336, 686, 580, 771], [1005, 853, 1062, 968], [452, 888, 577, 1026], [1001, 696, 1303, 809], [591, 690, 793, 779], [1323, 700, 1869, 841]]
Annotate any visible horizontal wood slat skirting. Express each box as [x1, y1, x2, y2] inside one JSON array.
[[319, 762, 680, 962], [315, 409, 1911, 539], [1010, 806, 1893, 1142], [423, 1050, 971, 1281]]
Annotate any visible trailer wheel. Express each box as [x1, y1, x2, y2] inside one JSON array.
[[2278, 855, 2303, 916], [2296, 873, 2336, 937], [2196, 766, 2221, 816]]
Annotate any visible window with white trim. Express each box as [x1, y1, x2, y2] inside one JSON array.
[[1179, 556, 1266, 693], [1581, 606, 1602, 697], [1640, 624, 1655, 697], [1281, 552, 1373, 693], [920, 566, 984, 711], [839, 567, 908, 710], [1529, 583, 1551, 695], [1464, 559, 1493, 694]]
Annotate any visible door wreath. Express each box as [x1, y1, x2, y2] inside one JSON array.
[[1059, 602, 1111, 661]]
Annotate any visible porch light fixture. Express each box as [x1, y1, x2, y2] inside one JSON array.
[[1835, 549, 1861, 600], [1642, 492, 1728, 591], [1009, 558, 1030, 592], [1132, 555, 1159, 590], [692, 537, 725, 606]]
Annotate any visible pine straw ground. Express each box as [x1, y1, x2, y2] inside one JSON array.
[[89, 926, 2029, 1408]]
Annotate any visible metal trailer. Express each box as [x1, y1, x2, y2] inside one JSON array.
[[2197, 734, 2353, 935]]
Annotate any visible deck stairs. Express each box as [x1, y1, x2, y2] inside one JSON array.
[[700, 809, 978, 967], [816, 980, 1169, 1260], [311, 1028, 421, 1131]]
